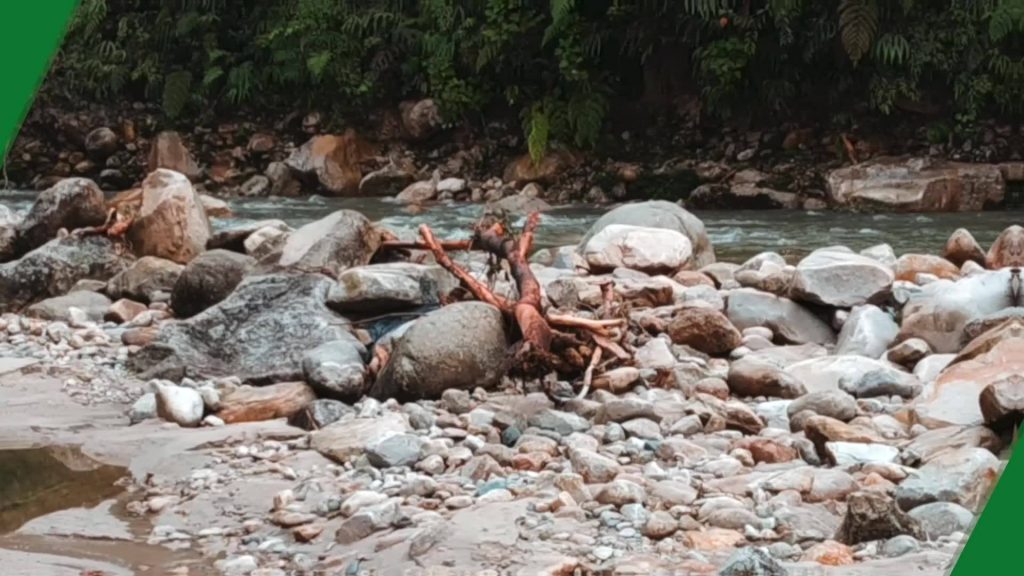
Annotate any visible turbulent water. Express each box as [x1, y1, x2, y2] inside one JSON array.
[[4, 190, 1023, 263]]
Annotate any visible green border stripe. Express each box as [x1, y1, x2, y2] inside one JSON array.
[[0, 1, 79, 166]]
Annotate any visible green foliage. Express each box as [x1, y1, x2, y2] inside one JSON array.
[[54, 0, 1024, 153]]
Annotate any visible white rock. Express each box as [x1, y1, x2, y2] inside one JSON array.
[[582, 224, 693, 273], [154, 382, 204, 427]]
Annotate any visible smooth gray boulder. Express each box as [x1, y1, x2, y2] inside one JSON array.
[[370, 302, 509, 401], [790, 248, 894, 307], [836, 305, 899, 358], [106, 256, 184, 303], [171, 249, 256, 317]]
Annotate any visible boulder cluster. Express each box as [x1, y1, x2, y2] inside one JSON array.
[[1, 170, 1022, 574]]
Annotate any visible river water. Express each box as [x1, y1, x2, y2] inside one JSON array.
[[4, 191, 1023, 262]]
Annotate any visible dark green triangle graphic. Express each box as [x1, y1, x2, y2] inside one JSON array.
[[0, 1, 79, 166], [949, 433, 1019, 575]]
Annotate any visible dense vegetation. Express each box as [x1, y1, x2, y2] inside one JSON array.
[[56, 0, 1024, 160]]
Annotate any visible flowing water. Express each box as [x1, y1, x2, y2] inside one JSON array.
[[4, 190, 1021, 262]]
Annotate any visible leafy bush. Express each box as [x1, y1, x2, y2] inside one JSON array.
[[55, 0, 1024, 153]]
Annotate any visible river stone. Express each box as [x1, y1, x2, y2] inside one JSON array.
[[26, 291, 112, 322], [790, 248, 894, 307], [301, 337, 368, 400], [719, 547, 787, 576], [987, 225, 1024, 269], [327, 263, 458, 314], [726, 288, 835, 345], [369, 302, 509, 401], [897, 269, 1015, 353], [840, 368, 921, 399], [826, 442, 900, 466], [131, 274, 352, 385], [582, 224, 693, 274], [887, 338, 931, 368], [106, 256, 184, 303], [907, 502, 974, 539], [288, 398, 354, 430], [0, 236, 130, 313], [154, 382, 204, 427], [366, 434, 426, 468], [129, 392, 157, 424], [277, 209, 381, 276], [85, 126, 118, 159], [836, 491, 922, 545], [787, 390, 858, 422], [787, 356, 911, 395], [835, 305, 899, 358], [578, 201, 715, 268], [0, 205, 17, 262], [912, 336, 1024, 428], [860, 243, 898, 267], [978, 374, 1024, 433], [942, 227, 983, 266], [727, 355, 807, 399], [170, 249, 255, 317], [893, 254, 960, 282], [395, 180, 437, 204], [668, 307, 741, 355], [311, 412, 410, 463], [896, 447, 1002, 512], [826, 157, 1004, 212], [13, 178, 108, 257], [126, 169, 212, 264], [148, 131, 201, 179], [285, 132, 368, 195]]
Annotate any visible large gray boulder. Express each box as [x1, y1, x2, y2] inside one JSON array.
[[277, 210, 382, 276], [14, 178, 108, 257], [726, 288, 835, 345], [171, 249, 256, 318], [370, 302, 510, 401], [578, 201, 715, 268], [0, 236, 130, 313], [827, 157, 1005, 212], [327, 263, 458, 314], [106, 256, 184, 303], [130, 274, 352, 385], [790, 248, 894, 307], [126, 169, 212, 264]]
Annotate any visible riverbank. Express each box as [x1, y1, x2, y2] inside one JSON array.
[[7, 99, 1024, 214], [1, 168, 1022, 574]]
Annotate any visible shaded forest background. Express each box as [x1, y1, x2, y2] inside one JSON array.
[[40, 0, 1024, 161]]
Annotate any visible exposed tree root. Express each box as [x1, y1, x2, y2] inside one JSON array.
[[377, 210, 635, 393]]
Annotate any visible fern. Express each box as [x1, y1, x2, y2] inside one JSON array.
[[839, 0, 878, 65], [544, 0, 576, 45], [873, 33, 910, 66], [162, 70, 192, 118]]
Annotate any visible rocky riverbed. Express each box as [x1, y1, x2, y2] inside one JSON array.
[[1, 168, 1023, 575]]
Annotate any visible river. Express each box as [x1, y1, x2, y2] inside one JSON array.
[[4, 191, 1023, 262]]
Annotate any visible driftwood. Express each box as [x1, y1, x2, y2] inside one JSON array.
[[380, 211, 633, 391]]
